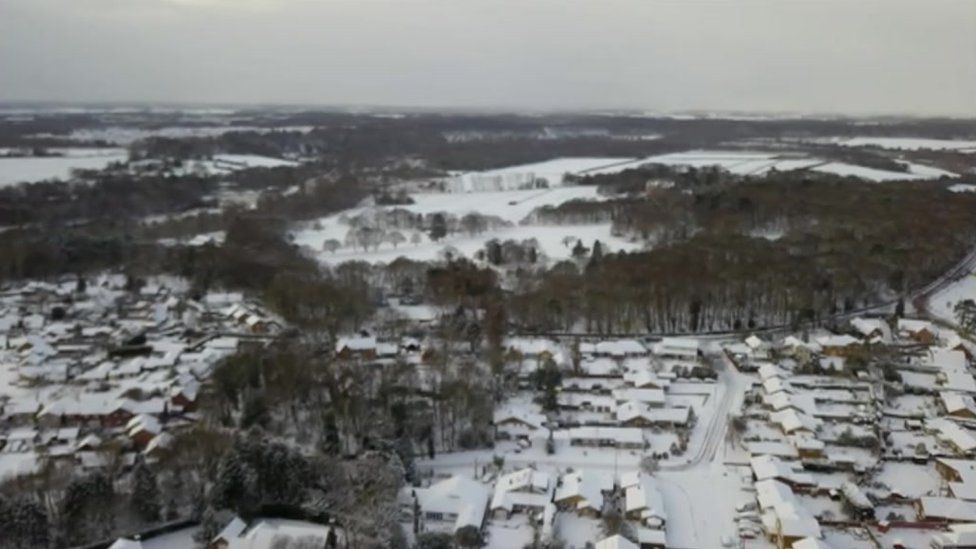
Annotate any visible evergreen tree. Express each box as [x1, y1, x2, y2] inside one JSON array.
[[9, 497, 50, 549], [132, 458, 162, 522], [194, 505, 222, 544]]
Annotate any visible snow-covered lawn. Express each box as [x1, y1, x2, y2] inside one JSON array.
[[0, 148, 128, 186], [929, 273, 976, 322]]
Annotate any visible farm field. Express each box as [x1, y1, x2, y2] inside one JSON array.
[[0, 148, 128, 186]]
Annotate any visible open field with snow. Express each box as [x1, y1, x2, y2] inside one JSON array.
[[0, 148, 128, 186], [626, 150, 957, 181], [817, 136, 976, 152], [293, 185, 642, 266]]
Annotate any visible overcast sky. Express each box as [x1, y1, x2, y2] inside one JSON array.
[[2, 0, 974, 116]]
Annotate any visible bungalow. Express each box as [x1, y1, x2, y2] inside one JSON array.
[[620, 472, 667, 529], [624, 370, 670, 390], [403, 475, 491, 533], [750, 455, 816, 490], [586, 339, 647, 359], [557, 427, 645, 450], [942, 392, 976, 420], [616, 402, 690, 428], [898, 318, 939, 344], [770, 409, 820, 436], [595, 535, 639, 549], [815, 334, 860, 356], [335, 336, 377, 360], [932, 522, 976, 549], [490, 468, 554, 519], [850, 317, 892, 344], [755, 479, 821, 547], [928, 419, 976, 455], [936, 458, 976, 501], [553, 470, 613, 517], [652, 337, 700, 360], [916, 497, 976, 523], [612, 388, 666, 408], [493, 409, 546, 440]]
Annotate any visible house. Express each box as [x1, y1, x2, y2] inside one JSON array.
[[335, 336, 377, 360], [652, 337, 700, 360], [942, 392, 976, 420], [556, 427, 645, 450], [616, 402, 690, 428], [493, 409, 546, 440], [898, 318, 939, 344], [850, 317, 892, 343], [750, 455, 815, 490], [815, 334, 860, 356], [932, 522, 976, 549], [595, 535, 640, 549], [490, 468, 554, 519], [584, 339, 647, 359], [211, 517, 342, 548], [755, 479, 821, 547], [211, 516, 247, 549], [916, 497, 976, 522], [936, 458, 976, 501], [402, 475, 491, 533], [620, 472, 667, 528], [126, 414, 162, 448], [612, 388, 666, 408], [553, 470, 613, 517], [928, 419, 976, 455]]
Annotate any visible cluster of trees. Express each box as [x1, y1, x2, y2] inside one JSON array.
[[0, 458, 165, 548], [505, 174, 976, 333]]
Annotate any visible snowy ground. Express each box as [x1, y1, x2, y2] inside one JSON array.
[[0, 148, 128, 186], [814, 136, 976, 153], [626, 150, 957, 181], [448, 157, 638, 189], [292, 186, 642, 266], [928, 273, 976, 322]]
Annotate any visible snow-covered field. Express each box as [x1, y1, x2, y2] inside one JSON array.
[[0, 148, 128, 186], [447, 157, 637, 190], [811, 160, 956, 182], [818, 136, 976, 152], [188, 153, 298, 175], [293, 186, 641, 266], [626, 150, 957, 182], [928, 273, 976, 322]]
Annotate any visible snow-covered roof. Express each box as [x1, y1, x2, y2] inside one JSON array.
[[930, 419, 976, 453], [815, 334, 860, 348], [555, 426, 645, 446], [408, 475, 491, 531], [594, 535, 639, 549], [755, 479, 821, 539], [491, 468, 554, 512], [943, 392, 976, 417], [336, 336, 377, 352], [751, 455, 815, 486], [622, 473, 667, 523], [850, 317, 892, 343], [554, 470, 612, 512], [920, 497, 976, 522]]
